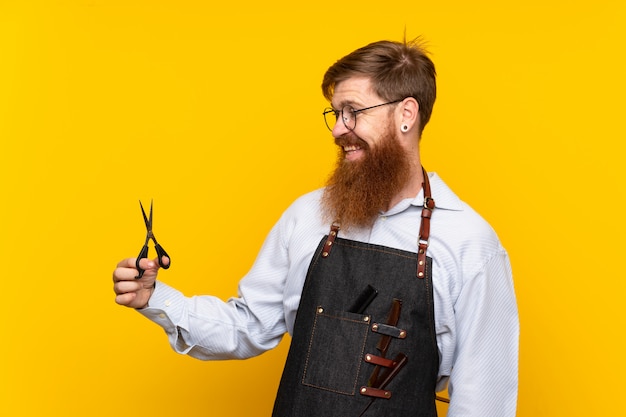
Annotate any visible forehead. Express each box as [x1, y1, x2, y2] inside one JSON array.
[[332, 76, 381, 107]]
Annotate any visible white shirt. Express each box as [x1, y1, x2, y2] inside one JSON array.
[[140, 172, 519, 417]]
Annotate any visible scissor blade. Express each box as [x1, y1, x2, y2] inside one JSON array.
[[149, 199, 154, 229], [139, 200, 151, 231]]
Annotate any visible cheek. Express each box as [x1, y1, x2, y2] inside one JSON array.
[[362, 118, 395, 147]]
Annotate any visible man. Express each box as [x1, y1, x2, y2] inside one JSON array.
[[113, 39, 519, 416]]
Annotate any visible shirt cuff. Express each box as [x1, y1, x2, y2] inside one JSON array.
[[136, 281, 187, 334]]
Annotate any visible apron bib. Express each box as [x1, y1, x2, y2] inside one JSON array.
[[273, 169, 438, 417]]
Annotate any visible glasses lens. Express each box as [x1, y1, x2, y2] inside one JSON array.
[[341, 106, 356, 130], [323, 108, 337, 131]]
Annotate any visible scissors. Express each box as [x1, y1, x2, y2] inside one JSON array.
[[135, 200, 171, 279]]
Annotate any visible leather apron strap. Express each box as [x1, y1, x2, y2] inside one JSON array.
[[417, 167, 435, 278]]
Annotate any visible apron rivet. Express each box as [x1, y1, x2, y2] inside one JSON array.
[[418, 272, 424, 277], [419, 260, 424, 266], [364, 316, 370, 322], [360, 387, 367, 394], [372, 323, 378, 330], [322, 251, 328, 257], [317, 307, 324, 314]]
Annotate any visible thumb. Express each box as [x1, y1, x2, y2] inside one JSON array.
[[157, 255, 170, 268]]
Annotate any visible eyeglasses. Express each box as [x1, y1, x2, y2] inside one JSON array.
[[322, 99, 403, 132]]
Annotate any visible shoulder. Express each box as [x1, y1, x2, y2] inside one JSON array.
[[429, 172, 500, 245], [280, 188, 325, 222], [272, 188, 327, 241], [428, 173, 507, 277]]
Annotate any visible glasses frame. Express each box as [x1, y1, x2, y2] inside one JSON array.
[[322, 99, 404, 132]]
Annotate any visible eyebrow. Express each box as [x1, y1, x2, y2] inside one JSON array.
[[332, 99, 360, 110]]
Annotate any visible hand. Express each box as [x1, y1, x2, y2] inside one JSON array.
[[112, 256, 169, 309]]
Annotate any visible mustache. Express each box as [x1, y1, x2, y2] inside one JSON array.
[[334, 134, 369, 149]]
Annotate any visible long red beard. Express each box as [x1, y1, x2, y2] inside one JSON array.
[[321, 127, 412, 230]]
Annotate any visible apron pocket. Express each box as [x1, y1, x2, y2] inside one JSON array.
[[301, 306, 371, 395]]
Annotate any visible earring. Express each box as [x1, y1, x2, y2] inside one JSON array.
[[401, 124, 409, 132]]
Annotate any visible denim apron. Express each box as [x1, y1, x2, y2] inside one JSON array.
[[272, 172, 438, 417]]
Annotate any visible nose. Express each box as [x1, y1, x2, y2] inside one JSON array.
[[331, 116, 351, 138]]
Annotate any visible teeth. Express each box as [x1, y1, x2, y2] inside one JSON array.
[[344, 145, 361, 152]]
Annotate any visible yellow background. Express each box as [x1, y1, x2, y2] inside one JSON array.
[[1, 1, 625, 416]]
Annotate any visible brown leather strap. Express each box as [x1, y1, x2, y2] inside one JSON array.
[[417, 167, 435, 279], [321, 223, 340, 258], [359, 386, 392, 399], [358, 353, 409, 415], [364, 353, 398, 368]]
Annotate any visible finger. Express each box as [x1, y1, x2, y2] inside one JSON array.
[[116, 257, 156, 270], [139, 257, 159, 273], [113, 279, 143, 295], [114, 258, 156, 279], [116, 257, 136, 268], [158, 256, 170, 268], [113, 265, 146, 282], [113, 265, 136, 283], [114, 292, 137, 306]]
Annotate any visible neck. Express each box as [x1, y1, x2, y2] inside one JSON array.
[[386, 162, 424, 210]]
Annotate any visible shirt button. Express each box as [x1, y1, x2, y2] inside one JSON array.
[[158, 313, 166, 319], [164, 300, 172, 307]]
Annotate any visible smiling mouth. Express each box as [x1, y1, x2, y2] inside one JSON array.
[[343, 144, 362, 153], [336, 135, 368, 154]]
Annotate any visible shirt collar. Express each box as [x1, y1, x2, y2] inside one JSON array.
[[415, 171, 464, 211], [384, 172, 465, 216]]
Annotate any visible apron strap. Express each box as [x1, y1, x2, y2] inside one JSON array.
[[417, 167, 435, 278], [321, 223, 340, 258]]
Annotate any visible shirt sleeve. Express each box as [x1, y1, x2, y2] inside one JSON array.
[[137, 218, 290, 361], [447, 247, 519, 417]]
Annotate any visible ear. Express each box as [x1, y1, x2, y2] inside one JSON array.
[[397, 97, 419, 134]]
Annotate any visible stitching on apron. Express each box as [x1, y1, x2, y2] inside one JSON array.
[[333, 240, 418, 260], [301, 307, 370, 395]]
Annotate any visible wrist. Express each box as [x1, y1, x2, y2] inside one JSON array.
[[136, 282, 156, 310]]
